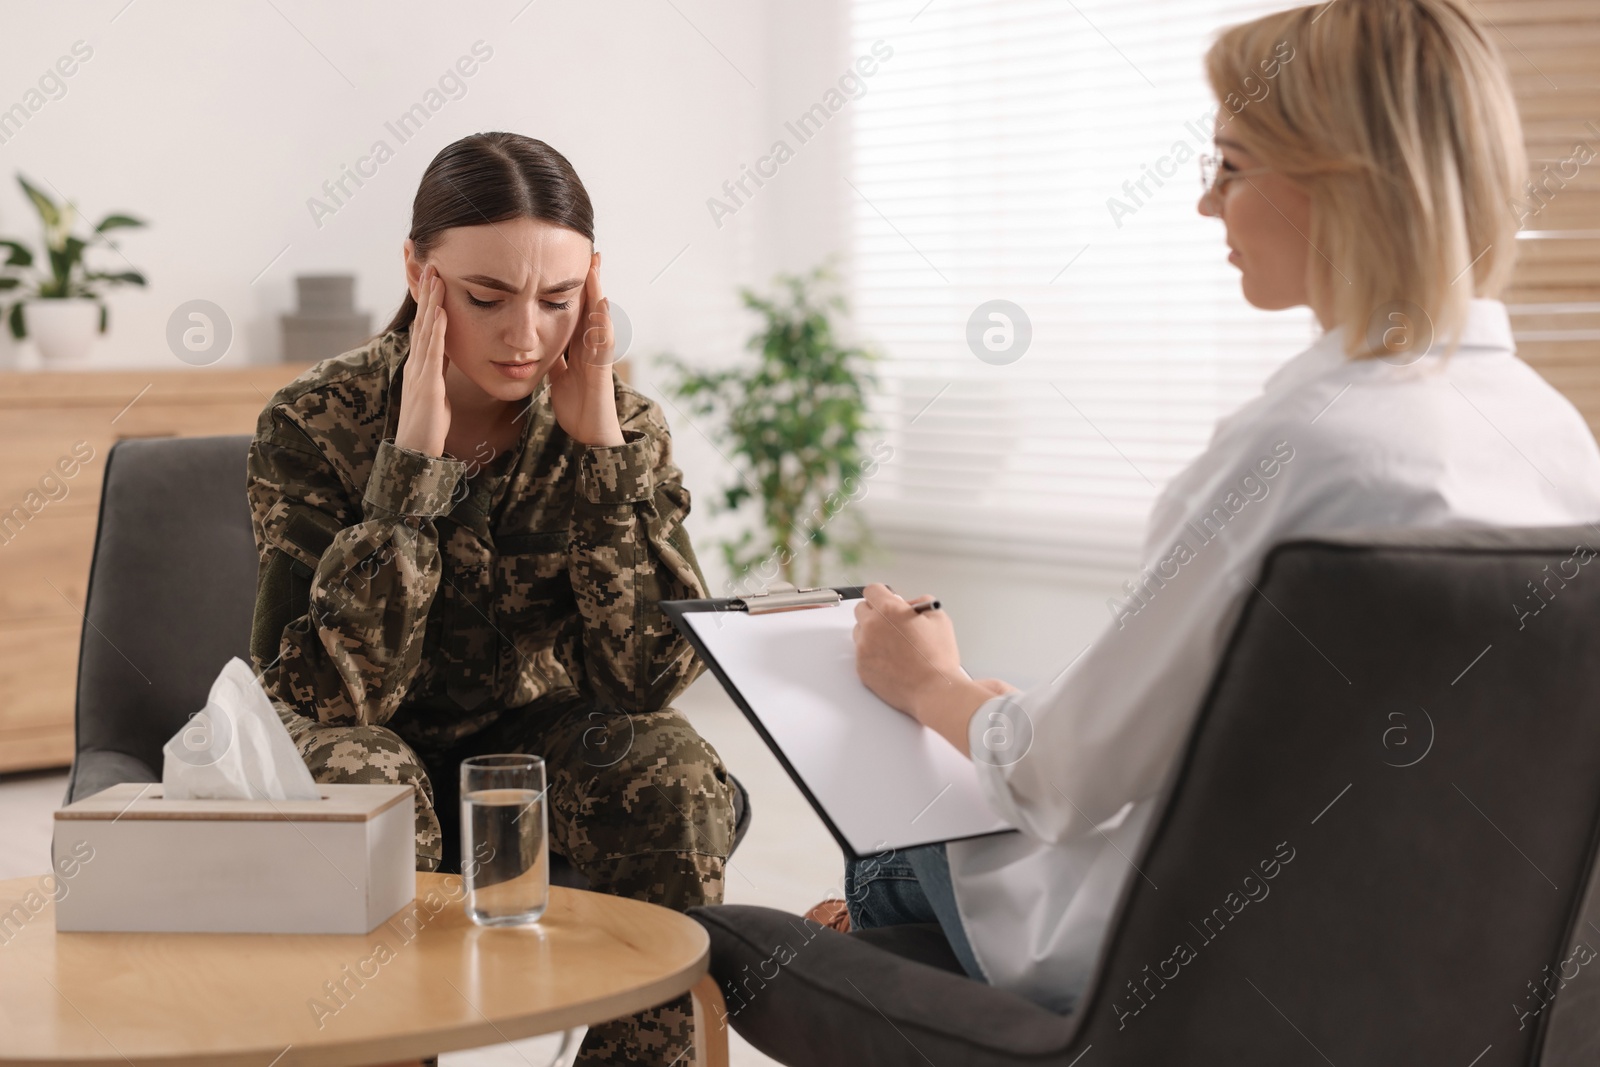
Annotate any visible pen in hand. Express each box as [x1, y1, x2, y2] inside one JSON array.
[[885, 586, 941, 614]]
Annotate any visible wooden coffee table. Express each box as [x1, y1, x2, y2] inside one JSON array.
[[0, 872, 730, 1066]]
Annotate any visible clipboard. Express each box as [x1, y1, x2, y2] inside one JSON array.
[[662, 582, 1018, 861]]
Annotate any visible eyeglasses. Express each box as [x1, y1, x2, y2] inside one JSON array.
[[1198, 154, 1272, 197]]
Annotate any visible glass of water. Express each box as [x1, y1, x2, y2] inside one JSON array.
[[460, 754, 549, 926]]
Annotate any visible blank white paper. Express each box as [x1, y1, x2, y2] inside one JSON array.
[[685, 601, 1016, 856]]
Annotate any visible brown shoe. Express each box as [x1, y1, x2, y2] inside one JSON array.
[[802, 898, 852, 933]]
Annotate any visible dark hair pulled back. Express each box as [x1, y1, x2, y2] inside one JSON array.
[[381, 132, 594, 336]]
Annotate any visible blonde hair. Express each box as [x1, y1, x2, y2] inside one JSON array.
[[1205, 0, 1527, 357]]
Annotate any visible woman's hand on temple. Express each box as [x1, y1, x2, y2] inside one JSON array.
[[395, 263, 451, 457], [548, 252, 625, 448]]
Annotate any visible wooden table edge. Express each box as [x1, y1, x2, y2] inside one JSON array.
[[0, 952, 713, 1067], [0, 874, 722, 1067]]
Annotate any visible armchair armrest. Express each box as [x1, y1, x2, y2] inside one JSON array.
[[688, 905, 1081, 1067], [65, 749, 158, 806]]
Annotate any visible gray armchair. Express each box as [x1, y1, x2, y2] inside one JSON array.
[[65, 435, 750, 883], [691, 524, 1600, 1065]]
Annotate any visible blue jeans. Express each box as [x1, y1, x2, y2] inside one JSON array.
[[844, 842, 988, 981]]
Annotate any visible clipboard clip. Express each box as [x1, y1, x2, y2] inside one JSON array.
[[734, 581, 843, 614]]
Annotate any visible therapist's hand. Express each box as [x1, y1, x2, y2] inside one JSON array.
[[852, 583, 1000, 757]]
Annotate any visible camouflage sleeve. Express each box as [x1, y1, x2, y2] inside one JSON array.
[[568, 395, 710, 713], [247, 409, 466, 728]]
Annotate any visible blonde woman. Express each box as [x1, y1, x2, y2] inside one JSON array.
[[832, 0, 1600, 1015]]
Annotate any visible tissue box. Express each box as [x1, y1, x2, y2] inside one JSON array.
[[52, 782, 416, 934]]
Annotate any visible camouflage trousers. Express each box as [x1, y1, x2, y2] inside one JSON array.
[[276, 690, 736, 1067]]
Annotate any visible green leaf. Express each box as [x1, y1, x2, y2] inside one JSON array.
[[47, 237, 85, 294], [94, 214, 144, 233], [0, 278, 18, 291], [17, 175, 60, 228], [8, 302, 24, 340], [83, 270, 146, 286], [0, 240, 32, 268]]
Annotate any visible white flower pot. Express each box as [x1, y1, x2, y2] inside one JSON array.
[[0, 325, 19, 369], [28, 298, 100, 363]]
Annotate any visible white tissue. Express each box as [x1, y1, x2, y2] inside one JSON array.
[[160, 656, 321, 801]]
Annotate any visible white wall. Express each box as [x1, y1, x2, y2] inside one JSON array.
[[0, 0, 1121, 683], [0, 0, 777, 364]]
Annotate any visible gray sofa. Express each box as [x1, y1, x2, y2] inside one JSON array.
[[690, 523, 1600, 1065]]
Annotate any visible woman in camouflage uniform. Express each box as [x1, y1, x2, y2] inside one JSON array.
[[246, 132, 733, 1066]]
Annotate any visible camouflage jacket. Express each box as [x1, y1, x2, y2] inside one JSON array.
[[247, 330, 710, 747]]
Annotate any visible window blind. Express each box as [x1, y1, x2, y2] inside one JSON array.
[[842, 0, 1311, 569], [1480, 0, 1600, 436]]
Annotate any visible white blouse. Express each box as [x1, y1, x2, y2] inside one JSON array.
[[947, 299, 1600, 1012]]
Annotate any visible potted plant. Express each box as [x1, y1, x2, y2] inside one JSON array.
[[661, 263, 884, 592], [0, 175, 146, 362]]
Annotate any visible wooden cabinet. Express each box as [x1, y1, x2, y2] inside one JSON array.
[[0, 363, 312, 773]]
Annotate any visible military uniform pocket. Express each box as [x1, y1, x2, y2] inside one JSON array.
[[495, 529, 575, 628]]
